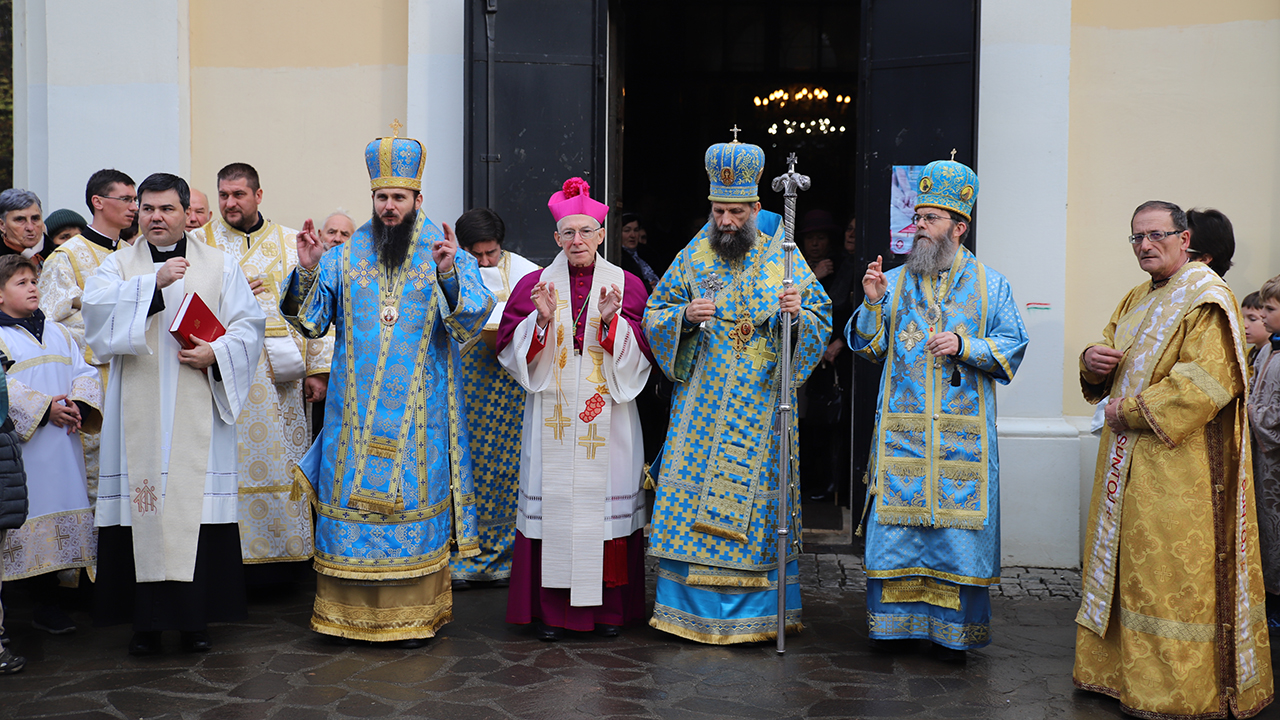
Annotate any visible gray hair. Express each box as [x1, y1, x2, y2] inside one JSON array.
[[1131, 200, 1186, 232], [323, 208, 353, 225], [0, 188, 42, 217]]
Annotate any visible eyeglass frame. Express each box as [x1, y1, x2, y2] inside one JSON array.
[[556, 226, 602, 240], [97, 194, 139, 206], [911, 212, 956, 226], [1127, 230, 1184, 245]]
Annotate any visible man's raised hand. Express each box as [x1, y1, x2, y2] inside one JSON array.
[[863, 255, 888, 303], [1084, 345, 1125, 376], [297, 219, 324, 270], [433, 222, 459, 275], [156, 258, 189, 289]]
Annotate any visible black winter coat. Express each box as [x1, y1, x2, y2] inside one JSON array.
[[0, 417, 28, 530]]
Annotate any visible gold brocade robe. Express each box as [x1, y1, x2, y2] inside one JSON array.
[[1074, 264, 1273, 719]]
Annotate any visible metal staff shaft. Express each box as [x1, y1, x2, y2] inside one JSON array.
[[770, 154, 810, 654]]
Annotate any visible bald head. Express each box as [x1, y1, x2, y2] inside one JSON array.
[[187, 188, 211, 229], [321, 211, 355, 248]]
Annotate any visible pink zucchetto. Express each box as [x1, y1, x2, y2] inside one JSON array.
[[548, 177, 609, 224]]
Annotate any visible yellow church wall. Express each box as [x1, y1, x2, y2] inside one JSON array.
[[188, 0, 410, 229], [1064, 2, 1280, 417]]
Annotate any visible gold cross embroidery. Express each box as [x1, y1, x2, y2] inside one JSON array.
[[764, 259, 784, 286], [390, 118, 404, 137], [577, 423, 606, 460], [267, 518, 287, 537], [743, 336, 777, 370], [898, 320, 926, 352], [266, 442, 287, 463], [544, 404, 571, 442], [350, 259, 378, 289], [691, 244, 716, 265]]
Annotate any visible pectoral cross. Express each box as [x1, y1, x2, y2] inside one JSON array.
[[544, 404, 571, 442], [730, 125, 742, 142], [390, 118, 404, 137], [577, 424, 606, 460]]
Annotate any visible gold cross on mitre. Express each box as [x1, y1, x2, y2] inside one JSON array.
[[389, 118, 404, 138], [949, 148, 957, 161], [730, 124, 742, 142]]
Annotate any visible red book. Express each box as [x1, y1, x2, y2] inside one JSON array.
[[168, 292, 225, 350]]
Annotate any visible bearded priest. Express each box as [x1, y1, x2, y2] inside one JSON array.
[[84, 173, 266, 656], [281, 133, 494, 647], [496, 178, 653, 641]]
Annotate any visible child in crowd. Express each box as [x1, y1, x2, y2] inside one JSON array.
[[1244, 291, 1270, 386], [0, 347, 29, 674], [1249, 276, 1280, 630], [0, 255, 101, 637]]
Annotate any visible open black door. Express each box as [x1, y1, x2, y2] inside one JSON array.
[[466, 0, 610, 265], [855, 0, 980, 265]]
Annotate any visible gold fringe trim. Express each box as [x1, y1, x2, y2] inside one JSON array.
[[873, 508, 986, 531], [880, 578, 961, 610], [312, 608, 452, 643], [347, 493, 401, 515], [641, 462, 656, 490], [691, 521, 748, 543], [867, 566, 999, 586], [313, 554, 448, 581], [648, 617, 803, 645], [290, 464, 316, 508], [685, 573, 772, 589]]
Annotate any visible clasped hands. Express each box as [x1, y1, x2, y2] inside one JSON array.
[[48, 395, 81, 435], [683, 287, 801, 324]]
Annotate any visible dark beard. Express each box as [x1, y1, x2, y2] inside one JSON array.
[[904, 228, 956, 276], [706, 211, 757, 262], [371, 209, 417, 271]]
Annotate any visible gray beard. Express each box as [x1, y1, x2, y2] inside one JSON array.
[[905, 231, 956, 276], [706, 212, 757, 262]]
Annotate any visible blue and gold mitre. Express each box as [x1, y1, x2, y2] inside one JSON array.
[[705, 140, 765, 203], [364, 136, 425, 192], [915, 159, 978, 220]]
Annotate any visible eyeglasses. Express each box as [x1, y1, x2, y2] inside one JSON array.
[[911, 213, 951, 226], [557, 227, 601, 240], [99, 195, 138, 206], [1127, 230, 1182, 245]]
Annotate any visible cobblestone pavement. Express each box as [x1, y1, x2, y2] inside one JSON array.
[[0, 554, 1271, 720]]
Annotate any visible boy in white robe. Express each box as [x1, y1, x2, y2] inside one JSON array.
[[83, 174, 265, 656], [0, 255, 101, 636]]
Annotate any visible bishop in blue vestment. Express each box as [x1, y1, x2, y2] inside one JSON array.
[[281, 135, 494, 645], [846, 159, 1027, 658]]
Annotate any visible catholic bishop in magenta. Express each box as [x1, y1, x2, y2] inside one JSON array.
[[496, 178, 653, 640], [280, 132, 494, 645]]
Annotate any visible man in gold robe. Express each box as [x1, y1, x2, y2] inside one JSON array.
[[38, 169, 138, 506], [1074, 200, 1273, 718], [194, 163, 332, 580]]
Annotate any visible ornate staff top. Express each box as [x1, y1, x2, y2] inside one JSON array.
[[771, 153, 811, 198]]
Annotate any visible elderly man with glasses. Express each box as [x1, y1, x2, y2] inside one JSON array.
[[1073, 200, 1273, 718], [495, 177, 654, 641], [845, 158, 1028, 662]]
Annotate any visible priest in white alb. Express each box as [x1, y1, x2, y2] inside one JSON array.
[[83, 173, 265, 656], [496, 178, 652, 641]]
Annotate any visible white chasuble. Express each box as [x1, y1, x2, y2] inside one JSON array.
[[498, 254, 650, 606], [83, 235, 266, 582]]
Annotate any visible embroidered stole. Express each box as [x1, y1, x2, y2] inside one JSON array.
[[1076, 263, 1262, 690], [118, 236, 222, 582], [202, 219, 306, 383], [539, 253, 622, 606]]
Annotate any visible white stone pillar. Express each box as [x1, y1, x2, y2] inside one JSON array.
[[977, 0, 1081, 568], [13, 0, 191, 212], [408, 0, 466, 228]]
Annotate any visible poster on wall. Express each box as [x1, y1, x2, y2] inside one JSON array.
[[889, 165, 925, 255]]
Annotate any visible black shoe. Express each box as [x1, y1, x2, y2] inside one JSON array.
[[32, 606, 77, 635], [128, 631, 163, 656], [868, 637, 914, 654], [535, 622, 563, 642], [394, 637, 428, 649], [0, 628, 9, 646], [180, 631, 211, 653], [932, 643, 967, 663], [0, 648, 25, 674], [492, 577, 510, 589], [451, 579, 471, 591], [595, 624, 620, 638]]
